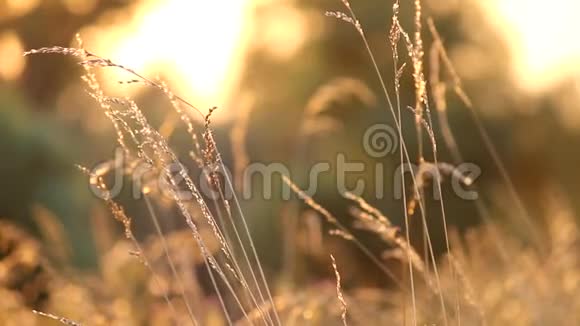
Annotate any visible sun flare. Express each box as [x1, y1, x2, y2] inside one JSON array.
[[484, 0, 580, 93], [83, 0, 250, 109]]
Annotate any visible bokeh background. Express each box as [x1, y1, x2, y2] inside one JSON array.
[[1, 0, 579, 284]]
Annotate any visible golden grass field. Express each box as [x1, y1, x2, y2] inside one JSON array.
[[0, 0, 578, 325]]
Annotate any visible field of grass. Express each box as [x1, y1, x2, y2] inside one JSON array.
[[0, 0, 578, 325]]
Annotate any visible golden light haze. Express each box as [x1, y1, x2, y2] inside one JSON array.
[[1, 0, 578, 108], [0, 31, 25, 81], [81, 0, 251, 110], [86, 0, 579, 108], [79, 0, 310, 115], [482, 0, 580, 93]]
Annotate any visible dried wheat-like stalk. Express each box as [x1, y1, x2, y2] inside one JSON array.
[[389, 2, 418, 322], [426, 18, 542, 251], [303, 77, 376, 117], [325, 2, 449, 323], [33, 310, 82, 326], [25, 43, 281, 323], [330, 255, 348, 326], [78, 165, 182, 322], [282, 175, 402, 288], [344, 194, 435, 293]]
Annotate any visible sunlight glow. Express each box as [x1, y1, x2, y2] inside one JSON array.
[[0, 31, 25, 81], [84, 0, 250, 109], [485, 0, 580, 92]]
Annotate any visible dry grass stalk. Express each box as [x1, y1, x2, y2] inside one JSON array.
[[426, 19, 539, 323], [143, 195, 200, 325], [78, 165, 182, 322], [325, 11, 361, 33], [303, 77, 376, 117], [389, 2, 419, 322], [345, 198, 435, 294], [158, 79, 205, 166], [406, 161, 473, 215], [325, 2, 450, 322], [427, 20, 511, 263], [330, 254, 348, 326], [25, 43, 205, 119], [329, 229, 355, 241], [300, 116, 344, 137], [343, 192, 391, 227], [426, 18, 542, 250], [389, 7, 458, 323], [33, 310, 82, 326], [282, 175, 403, 288], [17, 4, 578, 325], [32, 43, 249, 321], [203, 107, 278, 325]]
